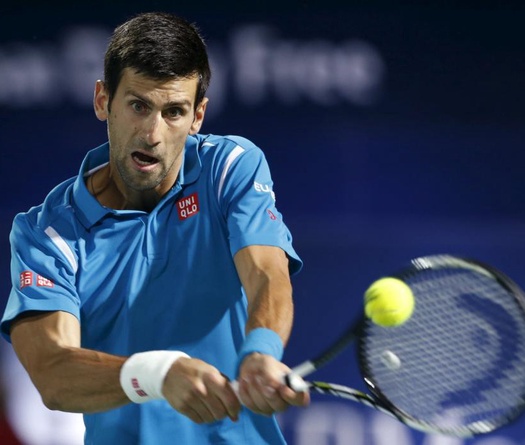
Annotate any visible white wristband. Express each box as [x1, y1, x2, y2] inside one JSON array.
[[120, 350, 189, 403]]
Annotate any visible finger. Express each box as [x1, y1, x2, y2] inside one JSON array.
[[200, 391, 240, 422], [242, 376, 287, 415], [173, 379, 220, 423], [239, 376, 270, 414], [278, 384, 311, 407], [202, 373, 241, 421], [215, 384, 242, 421], [177, 403, 206, 424], [262, 392, 289, 413], [187, 394, 219, 423]]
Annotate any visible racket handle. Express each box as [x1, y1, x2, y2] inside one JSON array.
[[290, 360, 316, 378], [230, 372, 309, 395], [284, 372, 310, 392]]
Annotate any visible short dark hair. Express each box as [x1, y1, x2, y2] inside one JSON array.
[[104, 12, 211, 109]]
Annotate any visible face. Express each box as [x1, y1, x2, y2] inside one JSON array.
[[93, 68, 207, 198]]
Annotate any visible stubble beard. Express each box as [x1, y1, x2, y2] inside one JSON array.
[[115, 150, 180, 193], [116, 160, 166, 192]]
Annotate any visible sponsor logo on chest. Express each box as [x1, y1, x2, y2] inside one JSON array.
[[176, 192, 200, 220]]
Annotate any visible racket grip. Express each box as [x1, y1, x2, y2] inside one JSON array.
[[231, 380, 240, 395], [230, 372, 309, 396], [284, 372, 310, 392]]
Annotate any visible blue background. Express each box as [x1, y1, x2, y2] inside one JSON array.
[[1, 1, 525, 443]]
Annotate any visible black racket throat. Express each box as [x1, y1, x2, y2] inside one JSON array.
[[310, 318, 366, 370]]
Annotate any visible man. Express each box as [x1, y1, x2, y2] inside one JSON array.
[[1, 11, 309, 444]]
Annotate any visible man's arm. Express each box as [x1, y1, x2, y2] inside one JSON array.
[[233, 245, 310, 414], [11, 311, 127, 412], [10, 311, 240, 422]]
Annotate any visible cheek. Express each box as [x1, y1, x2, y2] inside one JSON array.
[[168, 122, 191, 142], [167, 134, 188, 160], [109, 113, 137, 135]]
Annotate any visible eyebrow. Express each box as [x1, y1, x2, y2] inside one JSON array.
[[125, 90, 192, 109]]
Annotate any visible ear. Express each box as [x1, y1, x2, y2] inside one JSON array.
[[93, 80, 109, 121], [189, 97, 208, 135]]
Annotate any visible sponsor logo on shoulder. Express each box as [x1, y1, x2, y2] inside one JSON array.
[[20, 271, 54, 288], [20, 271, 33, 289], [267, 209, 278, 220], [254, 181, 276, 201], [37, 275, 54, 288]]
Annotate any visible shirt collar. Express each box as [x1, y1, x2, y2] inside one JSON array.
[[72, 137, 202, 229], [179, 135, 201, 185]]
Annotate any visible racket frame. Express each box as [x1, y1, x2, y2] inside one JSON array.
[[287, 255, 525, 437]]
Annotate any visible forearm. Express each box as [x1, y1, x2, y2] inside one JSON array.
[[244, 271, 294, 343], [10, 311, 129, 413], [234, 245, 295, 343], [31, 346, 128, 413], [11, 311, 241, 421], [227, 245, 311, 413]]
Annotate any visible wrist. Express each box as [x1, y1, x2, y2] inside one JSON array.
[[120, 350, 190, 403], [236, 328, 284, 376]]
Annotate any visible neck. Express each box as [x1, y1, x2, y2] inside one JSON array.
[[87, 165, 161, 212]]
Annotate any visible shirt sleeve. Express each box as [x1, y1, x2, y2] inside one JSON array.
[[217, 141, 302, 276], [1, 213, 81, 341]]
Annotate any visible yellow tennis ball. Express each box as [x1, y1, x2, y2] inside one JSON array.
[[364, 277, 415, 327]]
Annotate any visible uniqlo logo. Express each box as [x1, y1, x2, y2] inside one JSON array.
[[177, 193, 200, 220], [37, 275, 54, 288], [20, 271, 33, 289], [132, 377, 148, 397]]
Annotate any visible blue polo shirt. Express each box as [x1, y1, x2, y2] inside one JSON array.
[[1, 134, 302, 445]]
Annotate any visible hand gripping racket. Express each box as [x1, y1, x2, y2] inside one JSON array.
[[284, 254, 525, 437]]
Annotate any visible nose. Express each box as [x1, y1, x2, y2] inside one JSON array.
[[143, 113, 164, 146]]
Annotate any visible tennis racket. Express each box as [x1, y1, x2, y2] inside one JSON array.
[[283, 254, 525, 437]]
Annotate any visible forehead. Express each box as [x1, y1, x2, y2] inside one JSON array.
[[116, 68, 199, 106]]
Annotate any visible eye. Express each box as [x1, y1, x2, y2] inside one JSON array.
[[164, 107, 183, 119], [131, 101, 148, 114]]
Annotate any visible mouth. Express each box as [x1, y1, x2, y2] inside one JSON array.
[[131, 151, 159, 170]]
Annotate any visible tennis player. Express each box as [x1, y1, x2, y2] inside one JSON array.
[[1, 12, 309, 444]]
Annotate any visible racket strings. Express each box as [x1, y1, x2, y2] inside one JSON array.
[[360, 266, 525, 432]]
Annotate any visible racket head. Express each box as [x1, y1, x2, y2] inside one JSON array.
[[357, 254, 525, 436]]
